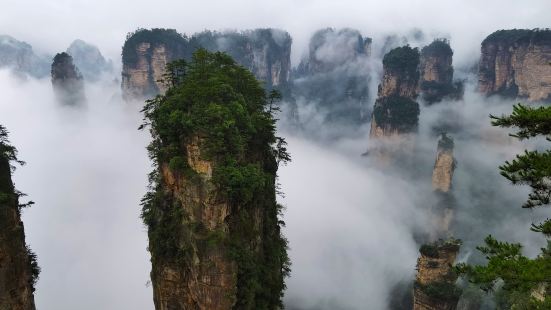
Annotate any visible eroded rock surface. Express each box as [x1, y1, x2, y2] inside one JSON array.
[[478, 29, 551, 101]]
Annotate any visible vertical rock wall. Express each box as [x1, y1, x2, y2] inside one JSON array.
[[0, 127, 37, 310], [478, 29, 551, 101]]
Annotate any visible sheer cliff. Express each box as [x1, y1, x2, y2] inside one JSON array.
[[141, 50, 290, 310], [292, 28, 372, 125], [121, 28, 292, 100], [478, 29, 551, 101], [0, 125, 39, 310], [51, 52, 85, 105], [419, 39, 462, 104], [370, 45, 420, 139], [432, 134, 455, 193]]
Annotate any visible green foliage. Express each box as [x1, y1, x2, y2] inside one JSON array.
[[456, 236, 551, 306], [26, 246, 40, 292], [382, 45, 420, 76], [0, 125, 24, 169], [491, 104, 551, 209], [420, 238, 462, 259], [416, 280, 462, 301], [141, 49, 290, 308], [122, 28, 192, 66], [458, 102, 551, 307], [421, 39, 453, 57], [373, 95, 420, 132], [483, 29, 551, 46]]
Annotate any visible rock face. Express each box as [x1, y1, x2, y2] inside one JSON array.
[[142, 51, 289, 309], [121, 28, 292, 100], [0, 35, 49, 78], [292, 28, 372, 124], [478, 29, 551, 101], [370, 45, 420, 139], [193, 29, 292, 91], [122, 29, 192, 99], [151, 151, 237, 310], [51, 52, 85, 105], [432, 134, 455, 193], [414, 240, 461, 310], [66, 39, 112, 81], [419, 39, 462, 104], [0, 126, 38, 310]]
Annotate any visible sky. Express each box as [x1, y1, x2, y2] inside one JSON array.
[[1, 1, 551, 309], [1, 0, 551, 66]]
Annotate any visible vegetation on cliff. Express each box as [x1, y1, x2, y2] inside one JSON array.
[[421, 39, 453, 57], [482, 28, 551, 46], [0, 125, 40, 293], [122, 28, 192, 65], [382, 45, 419, 76], [372, 95, 420, 132], [140, 49, 290, 308], [457, 104, 551, 307]]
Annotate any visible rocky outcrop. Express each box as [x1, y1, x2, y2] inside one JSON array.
[[0, 125, 38, 310], [121, 29, 191, 100], [0, 35, 49, 78], [193, 29, 291, 90], [432, 134, 455, 193], [478, 29, 551, 101], [292, 28, 372, 124], [51, 52, 85, 105], [414, 240, 461, 310], [419, 39, 462, 104], [151, 145, 237, 310], [122, 28, 292, 100], [370, 46, 420, 139], [66, 39, 112, 81], [142, 51, 289, 309]]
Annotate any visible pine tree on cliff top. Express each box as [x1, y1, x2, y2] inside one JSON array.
[[457, 104, 551, 308]]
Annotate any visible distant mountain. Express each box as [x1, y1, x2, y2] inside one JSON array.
[[0, 35, 50, 78]]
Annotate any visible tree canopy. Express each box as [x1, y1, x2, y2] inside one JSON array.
[[457, 103, 551, 308]]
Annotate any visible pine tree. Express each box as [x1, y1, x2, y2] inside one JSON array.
[[456, 104, 551, 308]]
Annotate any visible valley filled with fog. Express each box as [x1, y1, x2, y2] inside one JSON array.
[[1, 1, 550, 309]]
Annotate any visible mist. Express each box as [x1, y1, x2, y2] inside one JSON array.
[[1, 1, 551, 309]]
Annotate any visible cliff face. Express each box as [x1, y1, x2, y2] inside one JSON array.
[[414, 241, 461, 310], [419, 40, 462, 104], [66, 39, 112, 81], [193, 29, 292, 91], [151, 139, 237, 309], [370, 46, 420, 139], [0, 126, 38, 310], [51, 52, 85, 105], [0, 35, 49, 78], [122, 28, 292, 100], [142, 50, 289, 309], [432, 134, 455, 193], [121, 29, 191, 100], [292, 28, 372, 125], [478, 29, 551, 101]]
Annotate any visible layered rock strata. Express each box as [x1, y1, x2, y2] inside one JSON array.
[[370, 45, 420, 140], [478, 29, 551, 101], [419, 39, 462, 104]]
